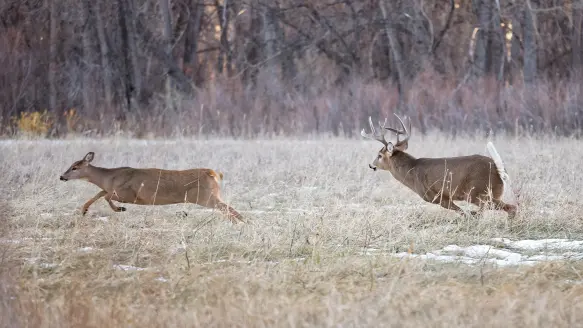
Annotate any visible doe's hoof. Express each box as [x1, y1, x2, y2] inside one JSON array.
[[119, 207, 127, 212]]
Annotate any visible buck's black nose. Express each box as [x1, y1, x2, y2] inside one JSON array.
[[369, 164, 377, 171], [60, 176, 67, 181]]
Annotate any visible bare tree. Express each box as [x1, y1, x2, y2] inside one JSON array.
[[47, 0, 58, 112], [80, 0, 93, 112], [523, 0, 537, 84], [380, 0, 405, 110], [160, 0, 173, 109], [95, 0, 113, 108], [183, 0, 204, 85]]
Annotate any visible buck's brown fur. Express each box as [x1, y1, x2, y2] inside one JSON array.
[[362, 115, 517, 218], [60, 152, 245, 223]]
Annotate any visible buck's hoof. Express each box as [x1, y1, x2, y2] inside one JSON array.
[[176, 211, 188, 218], [119, 207, 127, 212]]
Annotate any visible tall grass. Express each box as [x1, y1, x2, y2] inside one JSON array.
[[1, 134, 582, 326]]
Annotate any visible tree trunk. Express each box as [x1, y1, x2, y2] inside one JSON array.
[[572, 1, 583, 79], [216, 0, 231, 74], [95, 0, 113, 108], [159, 0, 174, 109], [80, 0, 93, 112], [523, 0, 537, 84], [262, 5, 278, 79], [118, 0, 141, 113], [472, 0, 491, 77], [48, 0, 58, 112], [183, 0, 203, 84], [380, 0, 406, 111]]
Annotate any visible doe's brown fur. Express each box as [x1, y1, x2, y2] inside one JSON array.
[[362, 114, 517, 219], [59, 152, 245, 223]]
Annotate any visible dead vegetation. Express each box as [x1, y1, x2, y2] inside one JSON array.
[[1, 134, 582, 327]]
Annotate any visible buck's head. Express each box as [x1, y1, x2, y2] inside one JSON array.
[[60, 152, 95, 181], [361, 114, 411, 171]]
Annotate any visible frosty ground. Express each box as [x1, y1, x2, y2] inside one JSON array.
[[1, 135, 583, 327]]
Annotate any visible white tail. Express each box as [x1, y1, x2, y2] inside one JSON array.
[[486, 142, 517, 206]]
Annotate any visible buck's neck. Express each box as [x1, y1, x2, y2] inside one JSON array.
[[388, 151, 418, 188]]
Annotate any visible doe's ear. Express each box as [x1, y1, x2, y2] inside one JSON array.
[[83, 152, 95, 163]]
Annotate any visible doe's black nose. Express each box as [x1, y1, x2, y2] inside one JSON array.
[[60, 176, 67, 181]]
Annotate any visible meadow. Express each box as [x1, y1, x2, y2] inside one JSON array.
[[1, 134, 583, 327]]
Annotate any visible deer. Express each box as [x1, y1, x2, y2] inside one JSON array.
[[361, 114, 517, 219], [59, 152, 246, 223]]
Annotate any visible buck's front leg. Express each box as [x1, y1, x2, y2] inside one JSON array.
[[82, 190, 107, 215], [105, 192, 127, 213]]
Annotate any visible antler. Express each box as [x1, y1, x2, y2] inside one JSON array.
[[361, 116, 389, 146], [384, 113, 411, 147]]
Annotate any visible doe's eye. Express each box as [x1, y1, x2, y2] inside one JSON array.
[[72, 167, 77, 171], [378, 154, 382, 159]]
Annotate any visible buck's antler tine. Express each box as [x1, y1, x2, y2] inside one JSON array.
[[368, 116, 377, 135], [360, 116, 375, 139], [393, 114, 410, 145], [384, 127, 401, 134], [361, 116, 388, 146], [378, 118, 388, 130]]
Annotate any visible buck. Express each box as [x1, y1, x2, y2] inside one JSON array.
[[59, 152, 245, 223], [361, 114, 517, 219]]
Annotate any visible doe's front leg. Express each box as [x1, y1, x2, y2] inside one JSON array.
[[82, 190, 107, 216]]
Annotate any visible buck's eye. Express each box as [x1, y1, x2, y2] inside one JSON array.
[[378, 154, 382, 159], [72, 167, 78, 171]]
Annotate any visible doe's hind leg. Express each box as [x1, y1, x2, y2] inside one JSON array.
[[104, 193, 127, 213], [201, 196, 246, 224]]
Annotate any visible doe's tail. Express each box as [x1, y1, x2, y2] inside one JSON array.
[[208, 169, 224, 183], [486, 142, 517, 205]]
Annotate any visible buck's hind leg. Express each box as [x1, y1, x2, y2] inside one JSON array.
[[82, 190, 107, 215], [493, 199, 517, 220], [432, 196, 469, 215]]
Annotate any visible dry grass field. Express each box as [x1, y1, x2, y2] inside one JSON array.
[[1, 134, 583, 327]]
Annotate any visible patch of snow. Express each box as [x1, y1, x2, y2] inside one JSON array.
[[0, 239, 22, 244], [155, 277, 168, 282], [77, 247, 95, 252], [95, 216, 109, 222], [2, 237, 53, 244], [40, 213, 53, 218], [492, 238, 583, 252], [23, 257, 58, 269], [366, 238, 583, 268], [113, 264, 146, 271]]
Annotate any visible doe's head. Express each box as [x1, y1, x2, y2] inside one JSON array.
[[60, 152, 95, 181], [361, 114, 411, 171]]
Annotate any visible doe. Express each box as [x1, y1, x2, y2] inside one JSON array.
[[59, 152, 245, 223]]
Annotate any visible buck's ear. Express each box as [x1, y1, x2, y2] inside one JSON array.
[[386, 143, 395, 155], [83, 152, 95, 163], [395, 141, 408, 152]]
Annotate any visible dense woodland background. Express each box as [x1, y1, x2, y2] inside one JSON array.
[[1, 0, 582, 137]]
